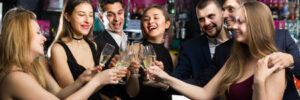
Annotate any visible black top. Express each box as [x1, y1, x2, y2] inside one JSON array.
[[133, 40, 173, 100], [142, 40, 174, 72], [56, 39, 101, 100]]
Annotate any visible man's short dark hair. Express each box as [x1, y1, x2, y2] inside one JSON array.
[[98, 0, 124, 11], [196, 0, 222, 10], [221, 0, 256, 6]]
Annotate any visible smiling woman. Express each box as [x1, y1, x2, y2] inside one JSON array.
[[48, 0, 126, 100], [0, 7, 121, 100], [131, 5, 175, 100]]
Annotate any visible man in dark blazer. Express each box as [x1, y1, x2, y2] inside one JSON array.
[[94, 0, 127, 59], [93, 0, 133, 100], [194, 0, 300, 99], [169, 0, 230, 85]]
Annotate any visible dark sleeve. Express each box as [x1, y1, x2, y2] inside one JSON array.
[[167, 44, 193, 80], [194, 43, 231, 86], [283, 30, 300, 79], [194, 53, 223, 86]]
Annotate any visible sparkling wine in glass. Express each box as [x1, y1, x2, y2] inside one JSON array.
[[142, 45, 157, 83], [116, 41, 130, 84], [99, 43, 115, 66]]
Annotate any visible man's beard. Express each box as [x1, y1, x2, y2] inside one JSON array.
[[204, 25, 222, 38]]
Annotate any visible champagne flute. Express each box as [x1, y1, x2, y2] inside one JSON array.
[[149, 45, 157, 61], [116, 41, 130, 84], [99, 43, 115, 66], [142, 45, 156, 83], [128, 42, 143, 77]]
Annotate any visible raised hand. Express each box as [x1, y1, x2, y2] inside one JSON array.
[[76, 66, 103, 85], [152, 61, 164, 70], [254, 56, 282, 83], [147, 66, 170, 81], [95, 69, 120, 85], [128, 61, 140, 74], [108, 55, 120, 69], [268, 52, 294, 69]]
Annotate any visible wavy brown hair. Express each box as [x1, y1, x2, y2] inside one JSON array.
[[218, 1, 278, 99], [0, 8, 46, 88]]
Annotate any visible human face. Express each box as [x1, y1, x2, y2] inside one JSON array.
[[142, 8, 170, 40], [65, 2, 93, 37], [223, 0, 241, 29], [232, 8, 248, 44], [104, 2, 125, 34], [30, 20, 47, 57], [197, 2, 224, 38]]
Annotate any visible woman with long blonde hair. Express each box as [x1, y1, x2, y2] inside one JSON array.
[[0, 8, 121, 100], [147, 1, 286, 100]]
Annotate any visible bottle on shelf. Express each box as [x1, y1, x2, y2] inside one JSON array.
[[126, 0, 131, 21], [167, 0, 175, 14], [282, 0, 290, 20], [294, 0, 300, 20], [272, 0, 280, 20]]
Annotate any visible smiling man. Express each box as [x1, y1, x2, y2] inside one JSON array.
[[170, 0, 230, 86], [94, 0, 127, 57], [93, 0, 130, 100]]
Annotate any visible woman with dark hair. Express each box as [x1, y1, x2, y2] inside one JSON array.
[[0, 7, 120, 100], [131, 5, 175, 100], [148, 1, 286, 100]]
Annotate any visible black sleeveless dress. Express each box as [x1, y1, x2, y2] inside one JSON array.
[[133, 40, 173, 100], [57, 39, 101, 100]]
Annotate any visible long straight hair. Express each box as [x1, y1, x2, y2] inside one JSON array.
[[0, 8, 46, 88], [49, 0, 94, 53], [218, 2, 278, 99]]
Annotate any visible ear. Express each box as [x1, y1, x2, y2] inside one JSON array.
[[64, 13, 70, 22], [165, 20, 171, 30]]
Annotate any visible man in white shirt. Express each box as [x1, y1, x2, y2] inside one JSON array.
[[94, 0, 127, 52]]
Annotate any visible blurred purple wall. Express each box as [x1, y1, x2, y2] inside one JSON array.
[[123, 0, 168, 12]]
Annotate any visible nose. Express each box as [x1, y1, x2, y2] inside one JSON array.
[[204, 18, 211, 25], [223, 10, 229, 19], [113, 14, 120, 22], [84, 15, 90, 23], [41, 35, 47, 42], [149, 18, 154, 24], [231, 21, 238, 30]]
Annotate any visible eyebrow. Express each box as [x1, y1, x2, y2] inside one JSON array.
[[78, 11, 93, 13]]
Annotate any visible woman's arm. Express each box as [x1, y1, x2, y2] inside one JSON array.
[[4, 72, 59, 100], [65, 69, 120, 100], [126, 61, 140, 97], [149, 62, 226, 99], [50, 43, 75, 87], [253, 56, 286, 100]]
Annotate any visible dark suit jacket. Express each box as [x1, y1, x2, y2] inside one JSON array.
[[94, 30, 120, 61], [169, 35, 212, 85], [93, 30, 131, 99], [197, 29, 300, 99]]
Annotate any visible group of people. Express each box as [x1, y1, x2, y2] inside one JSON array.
[[0, 0, 300, 100]]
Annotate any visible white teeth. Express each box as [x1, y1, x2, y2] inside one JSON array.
[[149, 26, 157, 30]]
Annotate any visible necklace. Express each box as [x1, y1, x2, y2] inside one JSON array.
[[72, 36, 83, 43]]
